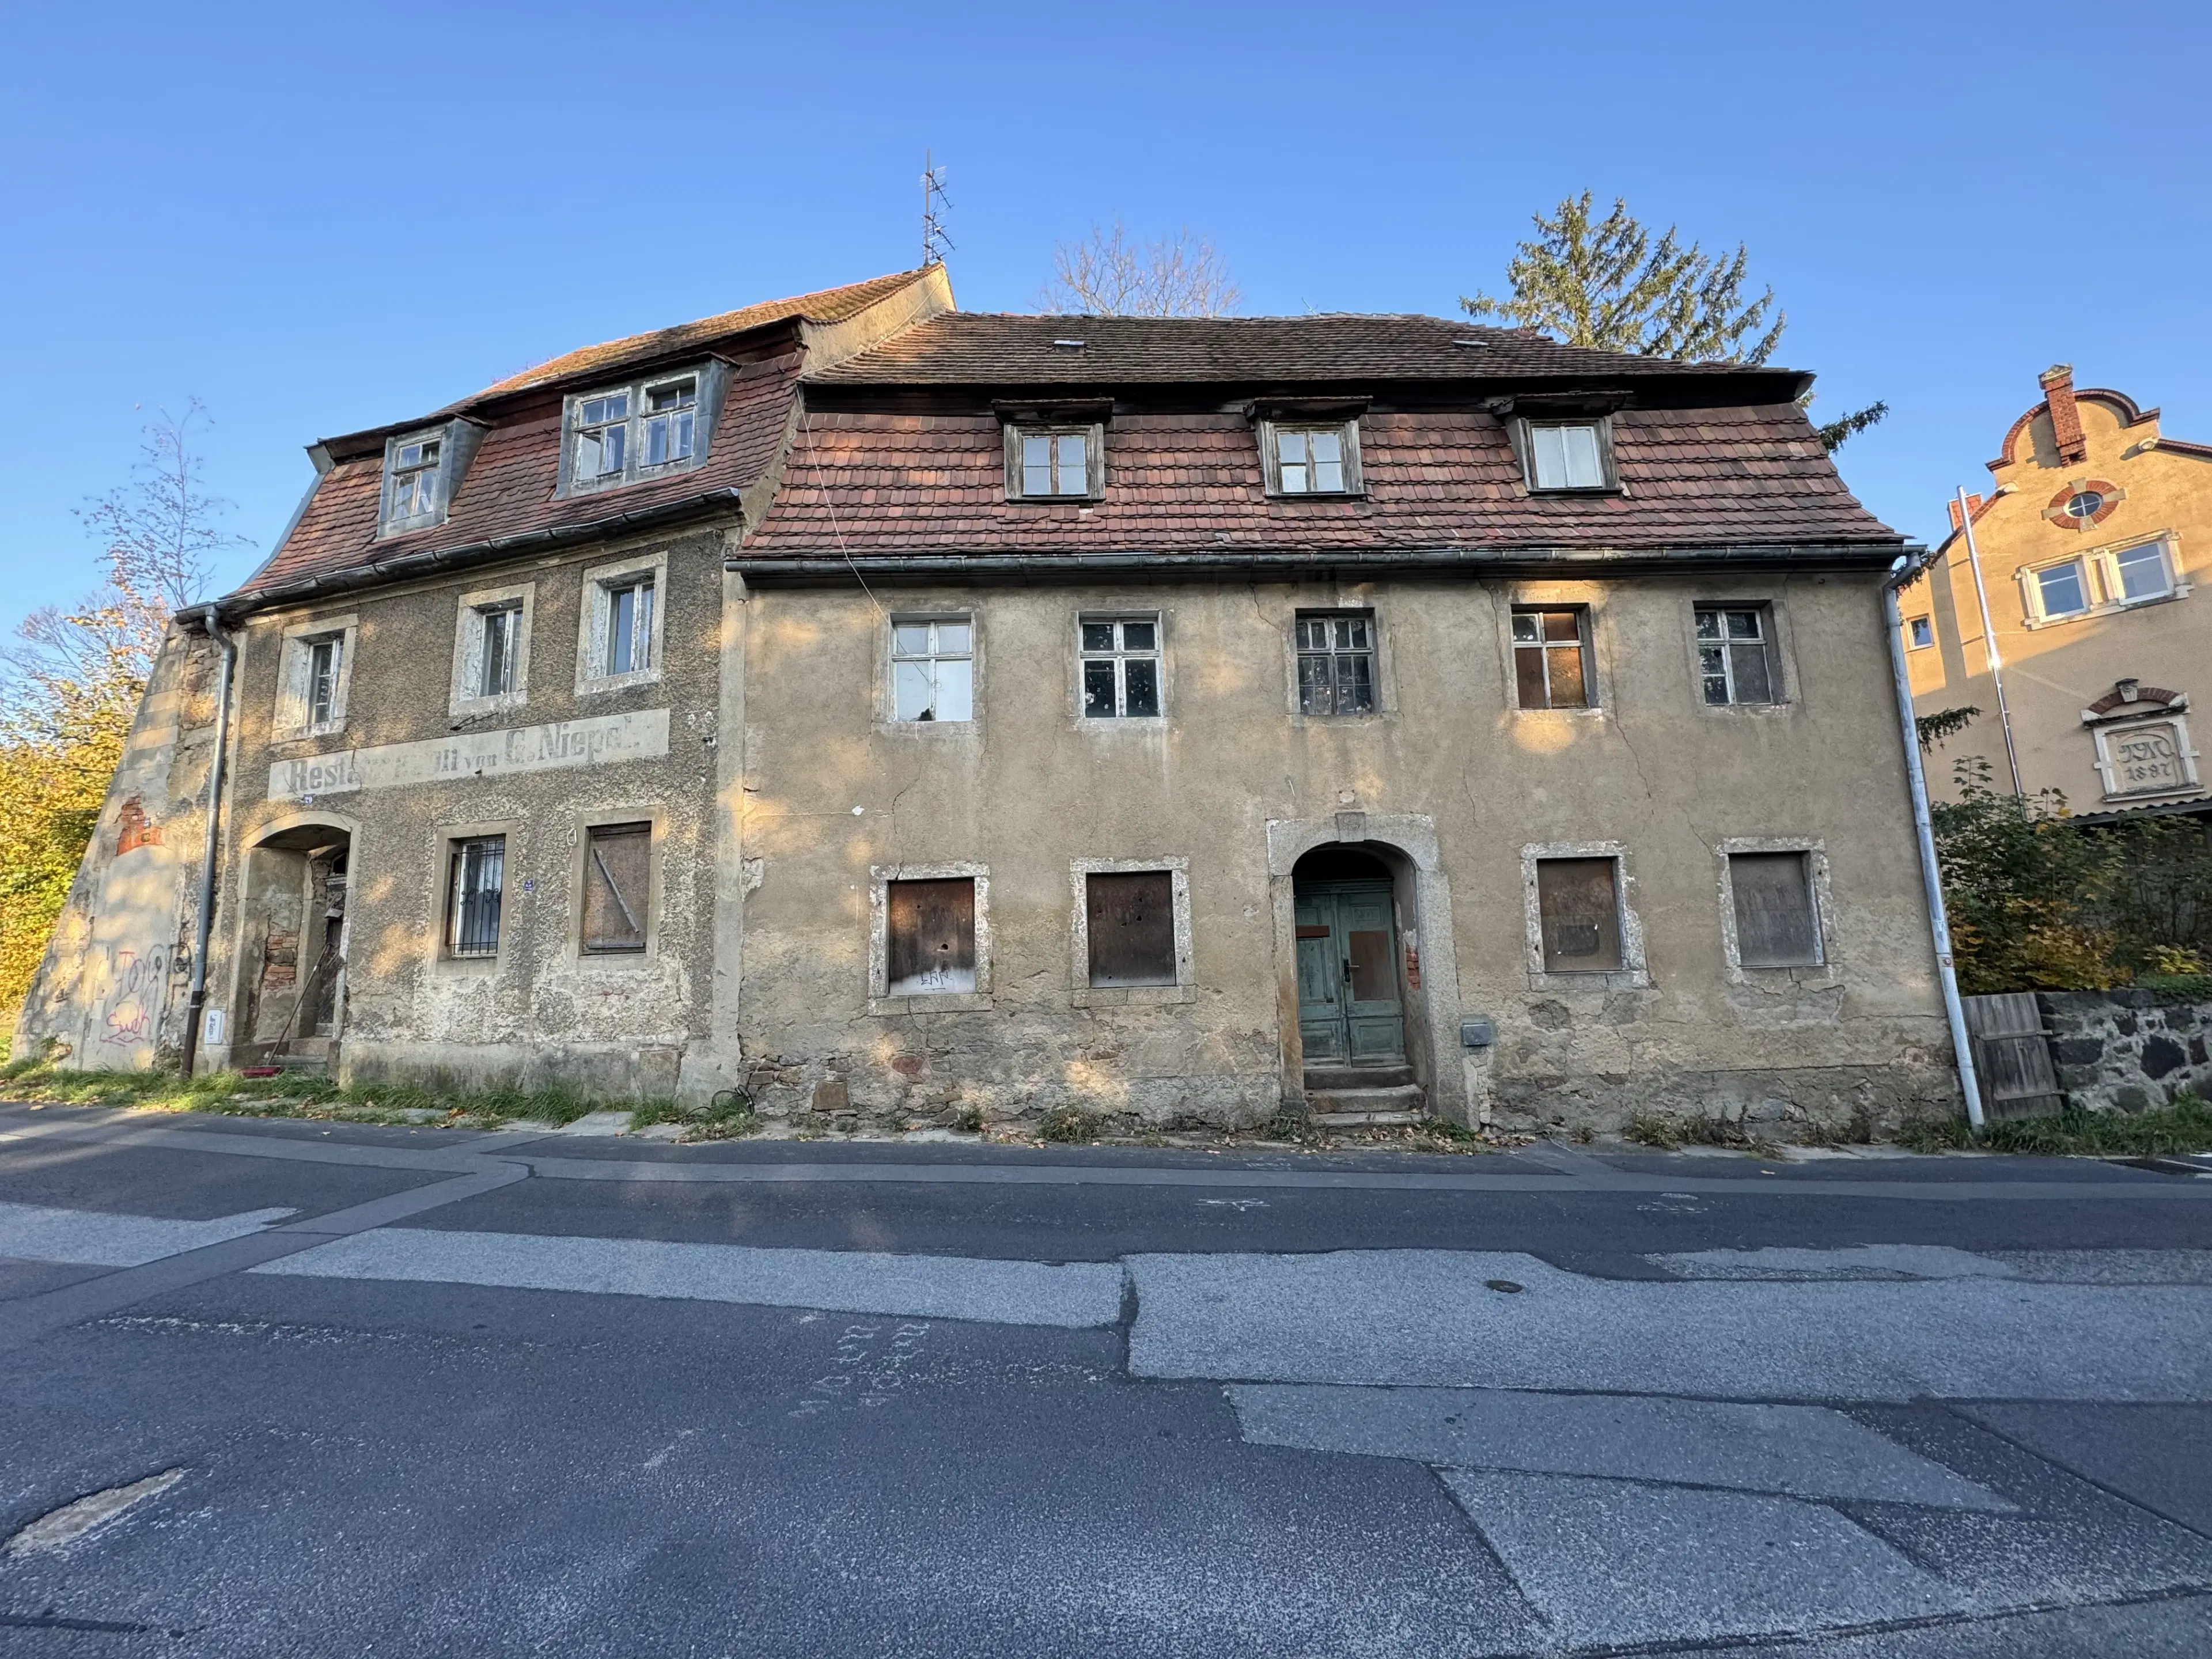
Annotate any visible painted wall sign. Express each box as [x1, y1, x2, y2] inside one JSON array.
[[267, 709, 671, 802]]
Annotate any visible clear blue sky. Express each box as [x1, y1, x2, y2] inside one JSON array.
[[5, 1, 2207, 637]]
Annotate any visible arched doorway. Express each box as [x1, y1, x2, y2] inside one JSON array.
[[1291, 845, 1409, 1085], [235, 820, 354, 1070]]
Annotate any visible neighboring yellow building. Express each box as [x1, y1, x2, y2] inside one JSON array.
[[1907, 364, 2210, 820]]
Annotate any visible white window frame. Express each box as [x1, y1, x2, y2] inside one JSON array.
[[2091, 715, 2202, 802], [1005, 425, 1102, 500], [1520, 842, 1651, 990], [1518, 416, 1618, 493], [1259, 419, 1363, 497], [1078, 613, 1164, 721], [1714, 838, 1839, 985], [559, 365, 720, 497], [1068, 857, 1194, 1008], [272, 614, 359, 740], [1693, 602, 1786, 708], [888, 613, 976, 725], [2024, 534, 2189, 628], [1907, 615, 1935, 650], [448, 581, 535, 717], [379, 427, 450, 535], [575, 551, 668, 695], [868, 862, 992, 1014]]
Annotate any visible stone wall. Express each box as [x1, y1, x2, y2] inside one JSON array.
[[2041, 990, 2212, 1112]]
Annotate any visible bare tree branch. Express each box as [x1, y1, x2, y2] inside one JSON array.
[[1040, 218, 1243, 317]]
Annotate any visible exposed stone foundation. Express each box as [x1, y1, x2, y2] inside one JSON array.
[[2041, 991, 2212, 1112]]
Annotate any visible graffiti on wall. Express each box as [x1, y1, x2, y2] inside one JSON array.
[[96, 942, 172, 1050]]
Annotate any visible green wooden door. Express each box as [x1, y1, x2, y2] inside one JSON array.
[[1294, 879, 1405, 1066]]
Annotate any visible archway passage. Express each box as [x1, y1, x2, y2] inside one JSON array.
[[1291, 846, 1408, 1080]]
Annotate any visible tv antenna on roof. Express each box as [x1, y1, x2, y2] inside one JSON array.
[[922, 150, 953, 267]]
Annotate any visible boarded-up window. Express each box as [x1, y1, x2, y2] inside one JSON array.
[[888, 878, 976, 995], [582, 823, 652, 953], [1537, 857, 1623, 972], [1086, 871, 1175, 987], [1730, 851, 1821, 967]]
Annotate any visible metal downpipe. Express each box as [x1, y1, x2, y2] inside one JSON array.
[[1883, 560, 1986, 1131], [177, 610, 236, 1078]]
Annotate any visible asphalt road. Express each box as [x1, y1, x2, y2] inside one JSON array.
[[2, 1103, 2211, 1657]]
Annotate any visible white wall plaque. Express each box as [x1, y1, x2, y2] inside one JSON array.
[[2092, 715, 2200, 801], [268, 709, 671, 802]]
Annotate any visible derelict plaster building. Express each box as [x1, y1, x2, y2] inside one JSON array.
[[14, 266, 1961, 1133]]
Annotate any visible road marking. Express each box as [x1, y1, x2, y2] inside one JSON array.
[[0, 1201, 297, 1266], [4, 1468, 185, 1557], [252, 1226, 1126, 1328]]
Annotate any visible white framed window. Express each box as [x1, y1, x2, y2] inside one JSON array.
[[1694, 604, 1782, 706], [1521, 419, 1613, 491], [378, 422, 478, 536], [1520, 841, 1650, 988], [1262, 421, 1362, 496], [1080, 615, 1161, 718], [273, 615, 359, 738], [576, 553, 667, 694], [385, 436, 442, 526], [2027, 558, 2091, 621], [1908, 615, 1935, 650], [1069, 858, 1195, 1007], [448, 582, 534, 715], [1007, 426, 1098, 499], [1295, 611, 1378, 715], [891, 616, 974, 723], [2111, 537, 2177, 604], [560, 366, 722, 495], [446, 835, 506, 960], [869, 862, 992, 1013]]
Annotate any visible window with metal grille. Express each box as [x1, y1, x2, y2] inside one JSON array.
[[886, 878, 976, 995], [1085, 871, 1175, 987], [448, 836, 505, 959], [1536, 857, 1623, 972], [604, 578, 654, 677], [1295, 612, 1377, 715], [1694, 605, 1778, 705], [386, 436, 442, 525], [574, 391, 630, 481], [1016, 429, 1089, 498], [892, 617, 973, 722], [1080, 616, 1160, 718], [476, 605, 521, 698], [1729, 852, 1822, 967], [1272, 425, 1350, 494], [305, 636, 344, 730], [1512, 608, 1592, 709], [582, 823, 650, 953], [1525, 421, 1610, 490], [641, 379, 696, 468]]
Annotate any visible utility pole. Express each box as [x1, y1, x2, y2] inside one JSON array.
[[1954, 486, 2024, 796]]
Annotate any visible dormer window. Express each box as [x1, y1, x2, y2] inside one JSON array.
[[379, 423, 478, 535], [1005, 424, 1101, 501], [561, 365, 725, 495], [1260, 419, 1362, 497], [1522, 418, 1615, 492]]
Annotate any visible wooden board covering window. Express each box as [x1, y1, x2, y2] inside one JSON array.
[[888, 878, 976, 994], [1537, 857, 1623, 972], [1086, 871, 1175, 987], [1729, 852, 1820, 967], [582, 823, 651, 952]]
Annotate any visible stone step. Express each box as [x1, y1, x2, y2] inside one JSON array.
[[1305, 1084, 1426, 1126], [272, 1054, 329, 1073], [1304, 1063, 1415, 1090]]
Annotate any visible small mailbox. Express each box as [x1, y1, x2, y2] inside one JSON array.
[[1459, 1017, 1496, 1050]]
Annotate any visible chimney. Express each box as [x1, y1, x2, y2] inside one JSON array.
[[1945, 493, 1985, 532], [2040, 363, 2088, 463]]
